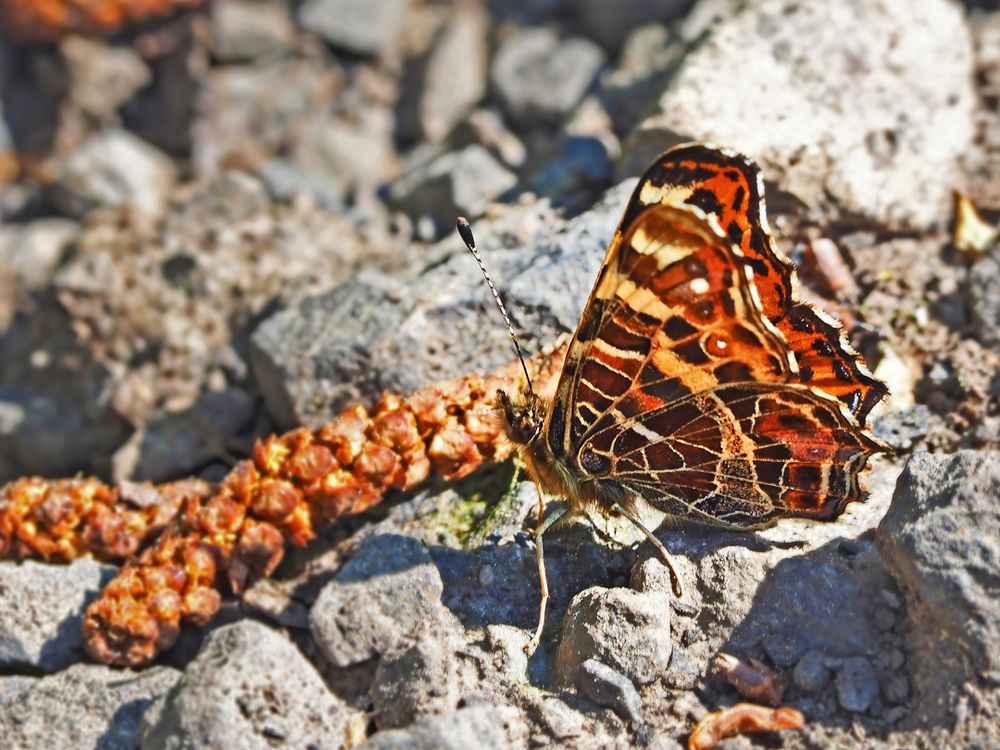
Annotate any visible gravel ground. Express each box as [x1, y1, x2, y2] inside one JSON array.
[[0, 1, 997, 748]]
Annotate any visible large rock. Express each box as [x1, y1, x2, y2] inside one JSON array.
[[298, 0, 409, 57], [142, 620, 354, 749], [878, 451, 1000, 679], [398, 7, 489, 144], [250, 179, 634, 425], [0, 664, 179, 750], [310, 534, 461, 668], [624, 0, 975, 230], [491, 28, 605, 129], [0, 558, 115, 672]]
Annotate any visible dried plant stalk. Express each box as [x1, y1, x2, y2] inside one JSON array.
[[0, 0, 205, 43], [688, 703, 805, 750], [80, 346, 565, 667]]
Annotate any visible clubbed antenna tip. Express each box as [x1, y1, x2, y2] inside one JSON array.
[[455, 216, 534, 395]]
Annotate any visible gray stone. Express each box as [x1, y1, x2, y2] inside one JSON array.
[[483, 624, 531, 683], [361, 704, 525, 750], [793, 649, 833, 693], [574, 0, 691, 52], [0, 663, 178, 750], [112, 387, 255, 482], [872, 404, 934, 452], [0, 558, 115, 672], [210, 0, 296, 62], [310, 534, 458, 667], [61, 36, 151, 118], [0, 382, 132, 483], [251, 179, 632, 426], [371, 636, 462, 730], [298, 0, 409, 57], [969, 251, 1000, 349], [250, 272, 409, 429], [557, 586, 672, 686], [55, 130, 177, 222], [835, 657, 880, 713], [387, 145, 517, 234], [877, 451, 1000, 676], [578, 658, 644, 726], [624, 0, 975, 230], [491, 29, 605, 128], [449, 108, 526, 169], [403, 8, 489, 144], [662, 644, 699, 690], [290, 110, 396, 204], [597, 23, 685, 135], [142, 620, 353, 750], [878, 451, 1000, 672]]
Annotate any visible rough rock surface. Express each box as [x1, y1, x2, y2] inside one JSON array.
[[625, 0, 975, 230], [877, 451, 1000, 724], [0, 664, 179, 750], [310, 534, 461, 668], [0, 558, 115, 671], [557, 586, 673, 686], [491, 28, 605, 129], [142, 620, 355, 749]]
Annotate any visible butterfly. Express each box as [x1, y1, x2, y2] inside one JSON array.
[[459, 143, 888, 651]]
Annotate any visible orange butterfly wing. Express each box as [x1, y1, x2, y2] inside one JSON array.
[[541, 144, 887, 528]]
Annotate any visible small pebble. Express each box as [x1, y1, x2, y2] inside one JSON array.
[[793, 649, 832, 693], [835, 657, 880, 713]]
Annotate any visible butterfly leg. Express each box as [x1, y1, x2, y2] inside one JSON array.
[[525, 500, 568, 655], [612, 503, 685, 599]]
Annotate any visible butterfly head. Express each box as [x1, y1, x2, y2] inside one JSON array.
[[496, 389, 544, 447]]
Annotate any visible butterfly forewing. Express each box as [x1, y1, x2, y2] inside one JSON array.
[[632, 145, 887, 425]]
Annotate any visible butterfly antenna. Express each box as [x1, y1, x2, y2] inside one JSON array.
[[456, 216, 534, 395]]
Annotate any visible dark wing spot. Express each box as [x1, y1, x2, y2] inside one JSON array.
[[714, 361, 753, 383], [812, 338, 835, 357], [833, 359, 853, 383], [732, 186, 746, 212], [547, 400, 565, 458], [664, 315, 699, 341], [799, 365, 814, 382], [674, 340, 711, 365], [685, 188, 724, 217]]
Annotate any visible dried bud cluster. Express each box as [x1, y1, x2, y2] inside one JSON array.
[[0, 0, 204, 42], [0, 476, 211, 563], [81, 346, 565, 667]]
